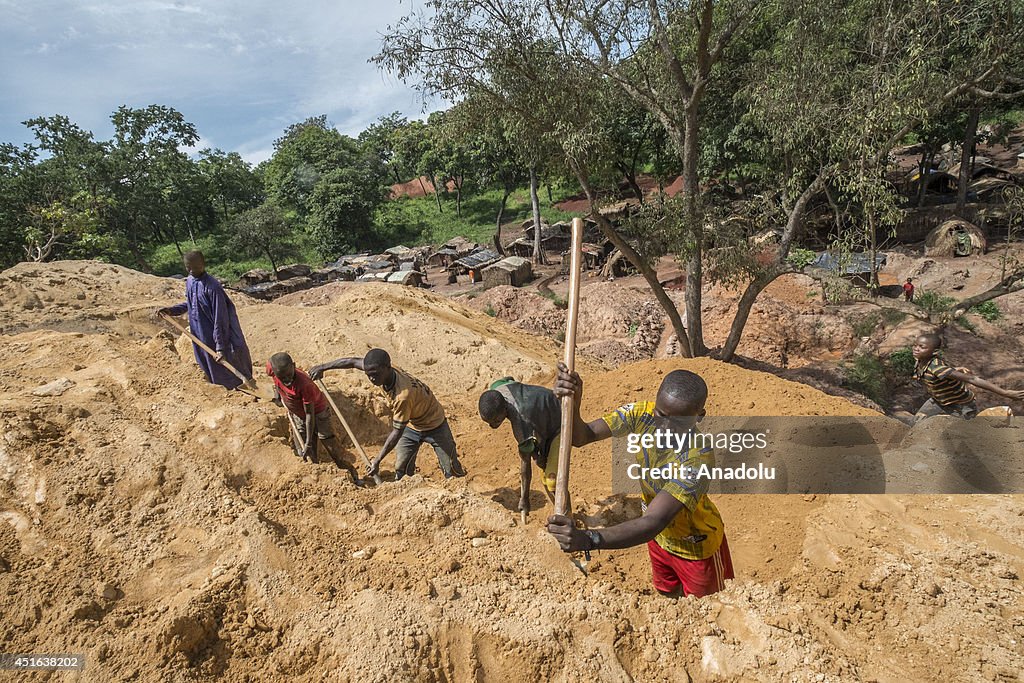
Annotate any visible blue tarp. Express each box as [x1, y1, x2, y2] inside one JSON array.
[[810, 251, 887, 275]]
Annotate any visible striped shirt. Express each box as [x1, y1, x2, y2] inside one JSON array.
[[914, 355, 974, 407], [604, 401, 724, 561]]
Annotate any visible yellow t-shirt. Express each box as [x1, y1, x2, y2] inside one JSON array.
[[603, 401, 725, 560], [386, 368, 446, 432]]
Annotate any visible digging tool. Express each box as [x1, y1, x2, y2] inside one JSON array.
[[317, 379, 383, 486], [555, 217, 588, 575], [159, 312, 260, 397], [555, 217, 584, 517], [520, 477, 529, 525], [287, 413, 308, 459]]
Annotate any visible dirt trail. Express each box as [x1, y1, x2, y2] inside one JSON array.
[[0, 261, 1021, 682]]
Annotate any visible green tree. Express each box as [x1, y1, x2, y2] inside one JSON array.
[[104, 105, 206, 265], [309, 166, 387, 258], [198, 149, 263, 222], [230, 204, 294, 275], [358, 112, 411, 184], [262, 115, 388, 258]]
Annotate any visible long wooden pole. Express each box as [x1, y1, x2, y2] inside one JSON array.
[[317, 379, 384, 486], [287, 413, 307, 457], [159, 312, 259, 394], [554, 217, 585, 517]]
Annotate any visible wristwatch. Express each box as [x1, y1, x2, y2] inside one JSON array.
[[584, 529, 602, 550]]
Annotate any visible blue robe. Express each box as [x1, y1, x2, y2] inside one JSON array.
[[166, 273, 253, 389]]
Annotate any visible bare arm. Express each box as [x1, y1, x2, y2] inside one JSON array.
[[553, 362, 613, 446], [367, 426, 404, 475], [547, 490, 686, 552], [308, 357, 363, 380], [949, 370, 1024, 400]]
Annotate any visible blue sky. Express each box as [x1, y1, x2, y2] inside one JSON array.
[[0, 0, 435, 164]]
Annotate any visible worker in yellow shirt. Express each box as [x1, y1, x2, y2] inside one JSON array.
[[310, 349, 467, 481], [546, 363, 733, 597]]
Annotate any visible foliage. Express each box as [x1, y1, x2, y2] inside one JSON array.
[[539, 290, 568, 310], [954, 316, 977, 333], [880, 308, 907, 327], [970, 300, 1002, 322], [375, 186, 576, 249], [850, 313, 881, 339], [230, 204, 295, 274], [843, 353, 888, 407], [483, 305, 496, 317], [915, 291, 957, 314], [888, 347, 916, 377], [787, 248, 817, 269]]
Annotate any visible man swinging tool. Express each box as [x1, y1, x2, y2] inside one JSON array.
[[266, 352, 361, 484], [310, 349, 467, 481], [158, 250, 254, 390]]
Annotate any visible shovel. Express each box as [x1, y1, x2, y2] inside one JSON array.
[[555, 217, 588, 576], [159, 312, 260, 397], [317, 379, 383, 486]]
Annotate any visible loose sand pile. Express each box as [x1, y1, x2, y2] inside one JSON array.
[[1, 261, 1022, 682]]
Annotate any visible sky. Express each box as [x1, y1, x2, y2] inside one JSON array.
[[0, 0, 436, 165]]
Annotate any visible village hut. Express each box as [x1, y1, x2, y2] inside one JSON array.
[[924, 218, 987, 257], [482, 256, 533, 287]]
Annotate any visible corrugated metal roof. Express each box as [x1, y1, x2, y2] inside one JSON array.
[[453, 248, 501, 269]]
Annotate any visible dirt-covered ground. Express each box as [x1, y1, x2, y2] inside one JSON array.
[[1, 261, 1022, 682]]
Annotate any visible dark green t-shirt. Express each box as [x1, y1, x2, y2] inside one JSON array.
[[490, 378, 561, 466]]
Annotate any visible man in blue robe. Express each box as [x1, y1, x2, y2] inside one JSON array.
[[159, 250, 254, 390]]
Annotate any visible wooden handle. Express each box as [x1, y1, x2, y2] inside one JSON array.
[[160, 313, 250, 385], [287, 413, 307, 453], [554, 217, 585, 516], [317, 379, 383, 484]]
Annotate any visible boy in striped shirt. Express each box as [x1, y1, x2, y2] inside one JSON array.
[[912, 333, 1024, 422]]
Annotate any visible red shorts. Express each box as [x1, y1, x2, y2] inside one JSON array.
[[647, 535, 734, 597]]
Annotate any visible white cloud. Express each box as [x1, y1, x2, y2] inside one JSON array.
[[1, 0, 428, 154]]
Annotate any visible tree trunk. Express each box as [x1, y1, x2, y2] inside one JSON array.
[[868, 212, 880, 291], [267, 248, 280, 278], [681, 107, 706, 356], [429, 173, 443, 213], [949, 268, 1024, 317], [416, 176, 428, 198], [615, 161, 644, 201], [722, 174, 826, 362], [529, 164, 545, 265], [494, 188, 510, 256], [547, 183, 553, 203], [916, 150, 929, 207], [455, 179, 462, 217], [956, 106, 980, 215], [575, 167, 691, 356]]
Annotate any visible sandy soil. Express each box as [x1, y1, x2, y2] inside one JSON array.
[[1, 261, 1022, 682]]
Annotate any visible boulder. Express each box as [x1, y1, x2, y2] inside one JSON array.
[[238, 269, 273, 287], [275, 264, 312, 280]]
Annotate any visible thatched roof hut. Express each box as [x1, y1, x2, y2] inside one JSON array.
[[924, 219, 986, 257]]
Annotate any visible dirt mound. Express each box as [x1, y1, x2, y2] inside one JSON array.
[[466, 282, 665, 365], [1, 261, 1022, 682], [0, 259, 260, 338], [461, 286, 565, 338]]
